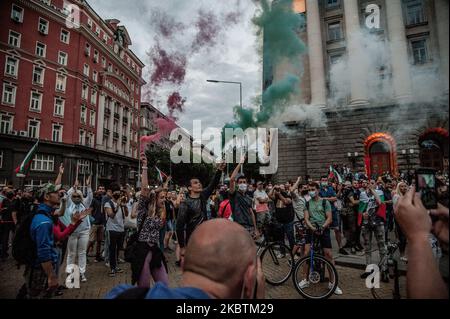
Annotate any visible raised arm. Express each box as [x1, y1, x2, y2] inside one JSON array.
[[163, 175, 172, 190], [54, 163, 64, 186], [290, 176, 301, 193], [140, 152, 149, 190], [202, 161, 226, 198], [83, 176, 93, 208], [229, 156, 245, 195]]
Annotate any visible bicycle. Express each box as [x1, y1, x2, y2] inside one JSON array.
[[292, 224, 339, 299], [257, 220, 294, 286], [371, 241, 402, 299]]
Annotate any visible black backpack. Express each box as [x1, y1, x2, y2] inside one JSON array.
[[12, 210, 46, 267]]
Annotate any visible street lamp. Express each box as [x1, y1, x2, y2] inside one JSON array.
[[207, 79, 243, 173]]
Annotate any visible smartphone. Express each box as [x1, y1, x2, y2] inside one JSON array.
[[415, 168, 438, 210]]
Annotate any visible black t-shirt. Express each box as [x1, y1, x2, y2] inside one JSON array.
[[275, 192, 294, 224], [229, 191, 253, 228], [0, 197, 14, 222], [346, 188, 360, 214], [13, 198, 35, 224], [165, 201, 175, 221], [383, 189, 393, 211]]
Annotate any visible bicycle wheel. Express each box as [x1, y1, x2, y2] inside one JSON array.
[[260, 242, 293, 285], [292, 255, 338, 299]]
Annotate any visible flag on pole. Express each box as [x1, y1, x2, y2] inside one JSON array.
[[328, 165, 343, 183], [155, 166, 168, 183], [15, 140, 39, 178]]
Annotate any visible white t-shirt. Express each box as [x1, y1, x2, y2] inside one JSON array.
[[104, 201, 125, 232], [253, 189, 269, 212]]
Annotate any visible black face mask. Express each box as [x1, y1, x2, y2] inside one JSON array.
[[112, 194, 121, 200], [6, 192, 14, 199], [301, 190, 309, 196]]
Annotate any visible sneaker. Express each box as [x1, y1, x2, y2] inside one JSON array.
[[105, 262, 110, 268], [115, 267, 124, 273], [80, 273, 87, 282], [298, 279, 310, 289], [350, 247, 356, 255], [339, 248, 349, 255], [94, 256, 105, 263], [109, 269, 116, 277], [355, 244, 364, 252], [118, 258, 125, 264], [275, 252, 286, 259], [360, 271, 371, 279], [333, 284, 343, 295], [400, 256, 408, 263]]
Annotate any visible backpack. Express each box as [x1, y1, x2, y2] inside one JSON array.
[[12, 210, 46, 267]]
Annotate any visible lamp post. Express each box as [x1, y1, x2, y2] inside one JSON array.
[[207, 79, 243, 174]]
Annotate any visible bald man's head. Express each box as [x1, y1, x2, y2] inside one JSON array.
[[183, 219, 257, 293]]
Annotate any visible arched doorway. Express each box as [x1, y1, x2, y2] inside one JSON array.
[[364, 133, 398, 177], [419, 128, 449, 171]]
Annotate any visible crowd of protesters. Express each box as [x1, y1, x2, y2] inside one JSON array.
[[0, 155, 448, 299]]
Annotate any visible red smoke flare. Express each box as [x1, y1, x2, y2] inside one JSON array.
[[149, 44, 187, 87], [167, 92, 186, 116], [192, 10, 220, 53], [151, 9, 185, 38]]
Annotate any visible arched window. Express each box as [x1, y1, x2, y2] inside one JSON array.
[[364, 133, 398, 177], [369, 141, 392, 176]]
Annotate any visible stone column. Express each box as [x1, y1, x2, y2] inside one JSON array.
[[96, 92, 105, 149], [306, 0, 327, 106], [118, 104, 124, 154], [344, 0, 369, 106], [435, 0, 449, 95], [386, 0, 413, 103], [125, 108, 132, 156], [107, 98, 114, 150]]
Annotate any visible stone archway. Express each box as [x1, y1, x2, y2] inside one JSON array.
[[364, 133, 398, 178]]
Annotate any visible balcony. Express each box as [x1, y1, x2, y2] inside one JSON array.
[[113, 132, 119, 139], [105, 108, 111, 115], [103, 128, 110, 136], [122, 135, 127, 143], [114, 112, 120, 120], [123, 117, 128, 125]]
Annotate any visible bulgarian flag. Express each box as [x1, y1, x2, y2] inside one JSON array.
[[15, 140, 39, 178], [155, 166, 168, 183], [358, 190, 386, 226], [328, 165, 343, 183]]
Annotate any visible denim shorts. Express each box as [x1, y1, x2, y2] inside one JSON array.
[[166, 220, 175, 232], [330, 210, 340, 229], [305, 228, 332, 249]]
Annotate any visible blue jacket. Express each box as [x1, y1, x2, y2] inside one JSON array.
[[30, 203, 58, 265], [105, 282, 211, 299]]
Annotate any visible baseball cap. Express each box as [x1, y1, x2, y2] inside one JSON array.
[[36, 183, 61, 199]]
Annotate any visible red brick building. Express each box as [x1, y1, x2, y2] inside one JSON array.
[[0, 0, 145, 188]]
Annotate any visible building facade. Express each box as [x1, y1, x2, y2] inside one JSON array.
[[0, 0, 145, 188], [271, 0, 449, 181]]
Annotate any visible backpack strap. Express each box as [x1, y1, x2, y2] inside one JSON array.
[[115, 287, 150, 299]]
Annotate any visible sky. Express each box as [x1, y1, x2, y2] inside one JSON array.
[[88, 0, 262, 133]]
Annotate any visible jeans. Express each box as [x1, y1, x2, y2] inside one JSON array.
[[108, 230, 124, 270], [0, 223, 14, 258], [103, 228, 110, 262], [66, 229, 90, 275], [281, 221, 295, 249], [89, 224, 104, 258], [159, 227, 166, 250], [362, 222, 387, 271]]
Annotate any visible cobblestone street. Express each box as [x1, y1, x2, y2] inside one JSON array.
[[0, 243, 407, 299]]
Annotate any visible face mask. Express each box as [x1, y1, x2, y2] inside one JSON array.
[[6, 192, 14, 199], [321, 182, 327, 187], [112, 194, 121, 200], [238, 183, 248, 192], [301, 190, 309, 196], [309, 191, 316, 198]]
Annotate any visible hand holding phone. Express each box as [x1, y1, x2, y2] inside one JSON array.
[[415, 168, 438, 210]]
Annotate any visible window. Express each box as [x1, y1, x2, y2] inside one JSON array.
[[31, 154, 54, 172], [28, 119, 40, 139], [60, 29, 70, 43], [326, 0, 340, 9], [329, 54, 343, 65], [89, 133, 94, 147], [94, 50, 99, 63], [91, 90, 97, 105], [36, 42, 46, 58], [58, 51, 67, 66], [55, 74, 66, 92], [328, 22, 342, 41], [93, 70, 98, 82], [2, 83, 16, 105], [42, 0, 51, 5], [405, 0, 426, 25], [411, 39, 428, 64], [5, 57, 18, 77], [0, 114, 13, 134], [52, 124, 62, 142], [80, 105, 87, 124], [87, 18, 92, 28], [83, 64, 89, 76], [102, 57, 106, 68], [8, 30, 21, 47], [103, 34, 108, 43], [113, 120, 118, 132], [108, 63, 113, 72], [81, 84, 88, 100], [38, 18, 49, 35], [79, 129, 86, 145], [29, 91, 42, 112], [32, 66, 44, 85], [54, 98, 64, 117], [85, 43, 90, 56], [11, 4, 24, 23], [90, 110, 96, 127]]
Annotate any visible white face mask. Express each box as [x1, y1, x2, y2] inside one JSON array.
[[238, 183, 248, 192]]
